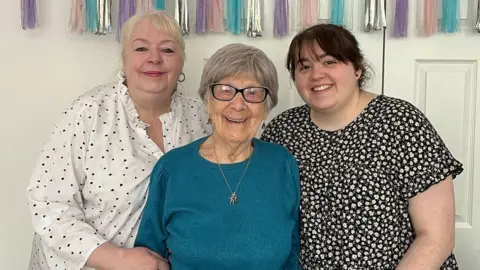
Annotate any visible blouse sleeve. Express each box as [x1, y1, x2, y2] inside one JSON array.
[[26, 102, 106, 267], [396, 104, 464, 199], [283, 153, 301, 269], [134, 162, 169, 259]]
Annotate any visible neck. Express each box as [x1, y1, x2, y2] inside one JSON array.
[[211, 134, 253, 164], [128, 88, 172, 125], [310, 89, 370, 131]]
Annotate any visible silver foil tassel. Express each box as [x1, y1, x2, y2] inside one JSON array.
[[364, 0, 374, 31], [96, 0, 112, 35], [476, 0, 480, 33], [364, 0, 386, 32], [246, 0, 262, 38], [373, 0, 386, 30], [175, 0, 190, 36]]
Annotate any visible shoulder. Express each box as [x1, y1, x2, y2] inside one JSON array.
[[268, 105, 309, 127], [172, 90, 207, 113], [62, 81, 118, 118], [156, 136, 206, 169], [254, 139, 297, 164]]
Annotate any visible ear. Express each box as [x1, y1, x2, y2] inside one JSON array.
[[355, 68, 362, 79]]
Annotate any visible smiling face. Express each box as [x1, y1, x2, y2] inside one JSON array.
[[122, 19, 184, 96], [293, 43, 361, 113], [207, 75, 267, 144]]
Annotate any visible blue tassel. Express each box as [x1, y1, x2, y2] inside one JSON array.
[[442, 0, 459, 33], [227, 0, 243, 35], [86, 0, 99, 33], [331, 0, 345, 26], [155, 0, 165, 10]]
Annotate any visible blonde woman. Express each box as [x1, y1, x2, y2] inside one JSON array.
[[26, 11, 211, 270]]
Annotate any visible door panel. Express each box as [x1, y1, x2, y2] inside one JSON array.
[[383, 0, 480, 268]]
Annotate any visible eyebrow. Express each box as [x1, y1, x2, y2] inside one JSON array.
[[131, 38, 176, 44], [297, 53, 328, 65]]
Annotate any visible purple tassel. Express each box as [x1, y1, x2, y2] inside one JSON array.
[[274, 0, 289, 37], [393, 0, 408, 37], [21, 0, 38, 30], [117, 0, 136, 41], [196, 0, 207, 33]]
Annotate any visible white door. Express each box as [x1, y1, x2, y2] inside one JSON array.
[[383, 0, 480, 268]]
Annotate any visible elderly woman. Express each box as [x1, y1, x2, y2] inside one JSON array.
[[26, 11, 211, 270], [134, 43, 301, 269], [261, 24, 463, 269]]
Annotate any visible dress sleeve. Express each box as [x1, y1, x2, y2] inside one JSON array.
[[26, 103, 106, 268], [283, 153, 301, 269], [396, 104, 464, 199], [134, 162, 170, 259]]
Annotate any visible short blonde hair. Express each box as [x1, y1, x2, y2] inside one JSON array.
[[120, 11, 185, 60], [198, 43, 279, 111]]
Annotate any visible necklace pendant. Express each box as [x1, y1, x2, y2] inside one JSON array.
[[229, 192, 238, 205]]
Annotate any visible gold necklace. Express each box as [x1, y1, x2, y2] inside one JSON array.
[[213, 139, 252, 205]]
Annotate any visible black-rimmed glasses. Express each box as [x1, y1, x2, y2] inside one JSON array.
[[210, 84, 269, 103]]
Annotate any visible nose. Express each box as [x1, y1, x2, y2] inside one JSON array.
[[310, 63, 325, 80], [148, 49, 163, 64], [228, 93, 247, 110]]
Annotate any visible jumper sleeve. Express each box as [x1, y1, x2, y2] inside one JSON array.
[[283, 153, 301, 270], [134, 162, 170, 258]]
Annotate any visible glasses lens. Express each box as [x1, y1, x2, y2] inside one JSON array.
[[212, 84, 235, 101], [243, 87, 267, 103]]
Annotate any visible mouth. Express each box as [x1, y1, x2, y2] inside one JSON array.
[[143, 71, 166, 77], [225, 117, 247, 124], [311, 84, 333, 92]]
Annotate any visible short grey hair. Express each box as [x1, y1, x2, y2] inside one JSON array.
[[198, 43, 279, 110]]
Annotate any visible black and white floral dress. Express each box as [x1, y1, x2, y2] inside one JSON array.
[[261, 95, 463, 270]]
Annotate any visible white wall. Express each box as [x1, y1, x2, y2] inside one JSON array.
[[0, 1, 383, 269]]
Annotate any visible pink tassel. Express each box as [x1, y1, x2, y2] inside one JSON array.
[[424, 0, 437, 35], [69, 0, 86, 34], [136, 0, 152, 14], [206, 0, 224, 32], [301, 0, 317, 28]]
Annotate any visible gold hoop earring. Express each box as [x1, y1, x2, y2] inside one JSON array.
[[178, 73, 185, 82]]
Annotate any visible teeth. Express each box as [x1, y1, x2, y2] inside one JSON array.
[[226, 118, 246, 123], [312, 85, 332, 91]]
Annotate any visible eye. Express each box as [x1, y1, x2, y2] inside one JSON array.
[[324, 59, 338, 66], [134, 47, 147, 52], [162, 48, 174, 53], [299, 64, 310, 71]]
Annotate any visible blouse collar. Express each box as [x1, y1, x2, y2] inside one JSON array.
[[116, 71, 179, 129]]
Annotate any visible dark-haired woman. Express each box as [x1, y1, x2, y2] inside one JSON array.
[[261, 24, 463, 270]]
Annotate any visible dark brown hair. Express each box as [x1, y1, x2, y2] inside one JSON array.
[[286, 24, 372, 89]]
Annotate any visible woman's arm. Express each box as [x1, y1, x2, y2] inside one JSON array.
[[134, 163, 170, 259], [396, 176, 455, 270], [283, 154, 301, 270], [27, 104, 107, 268]]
